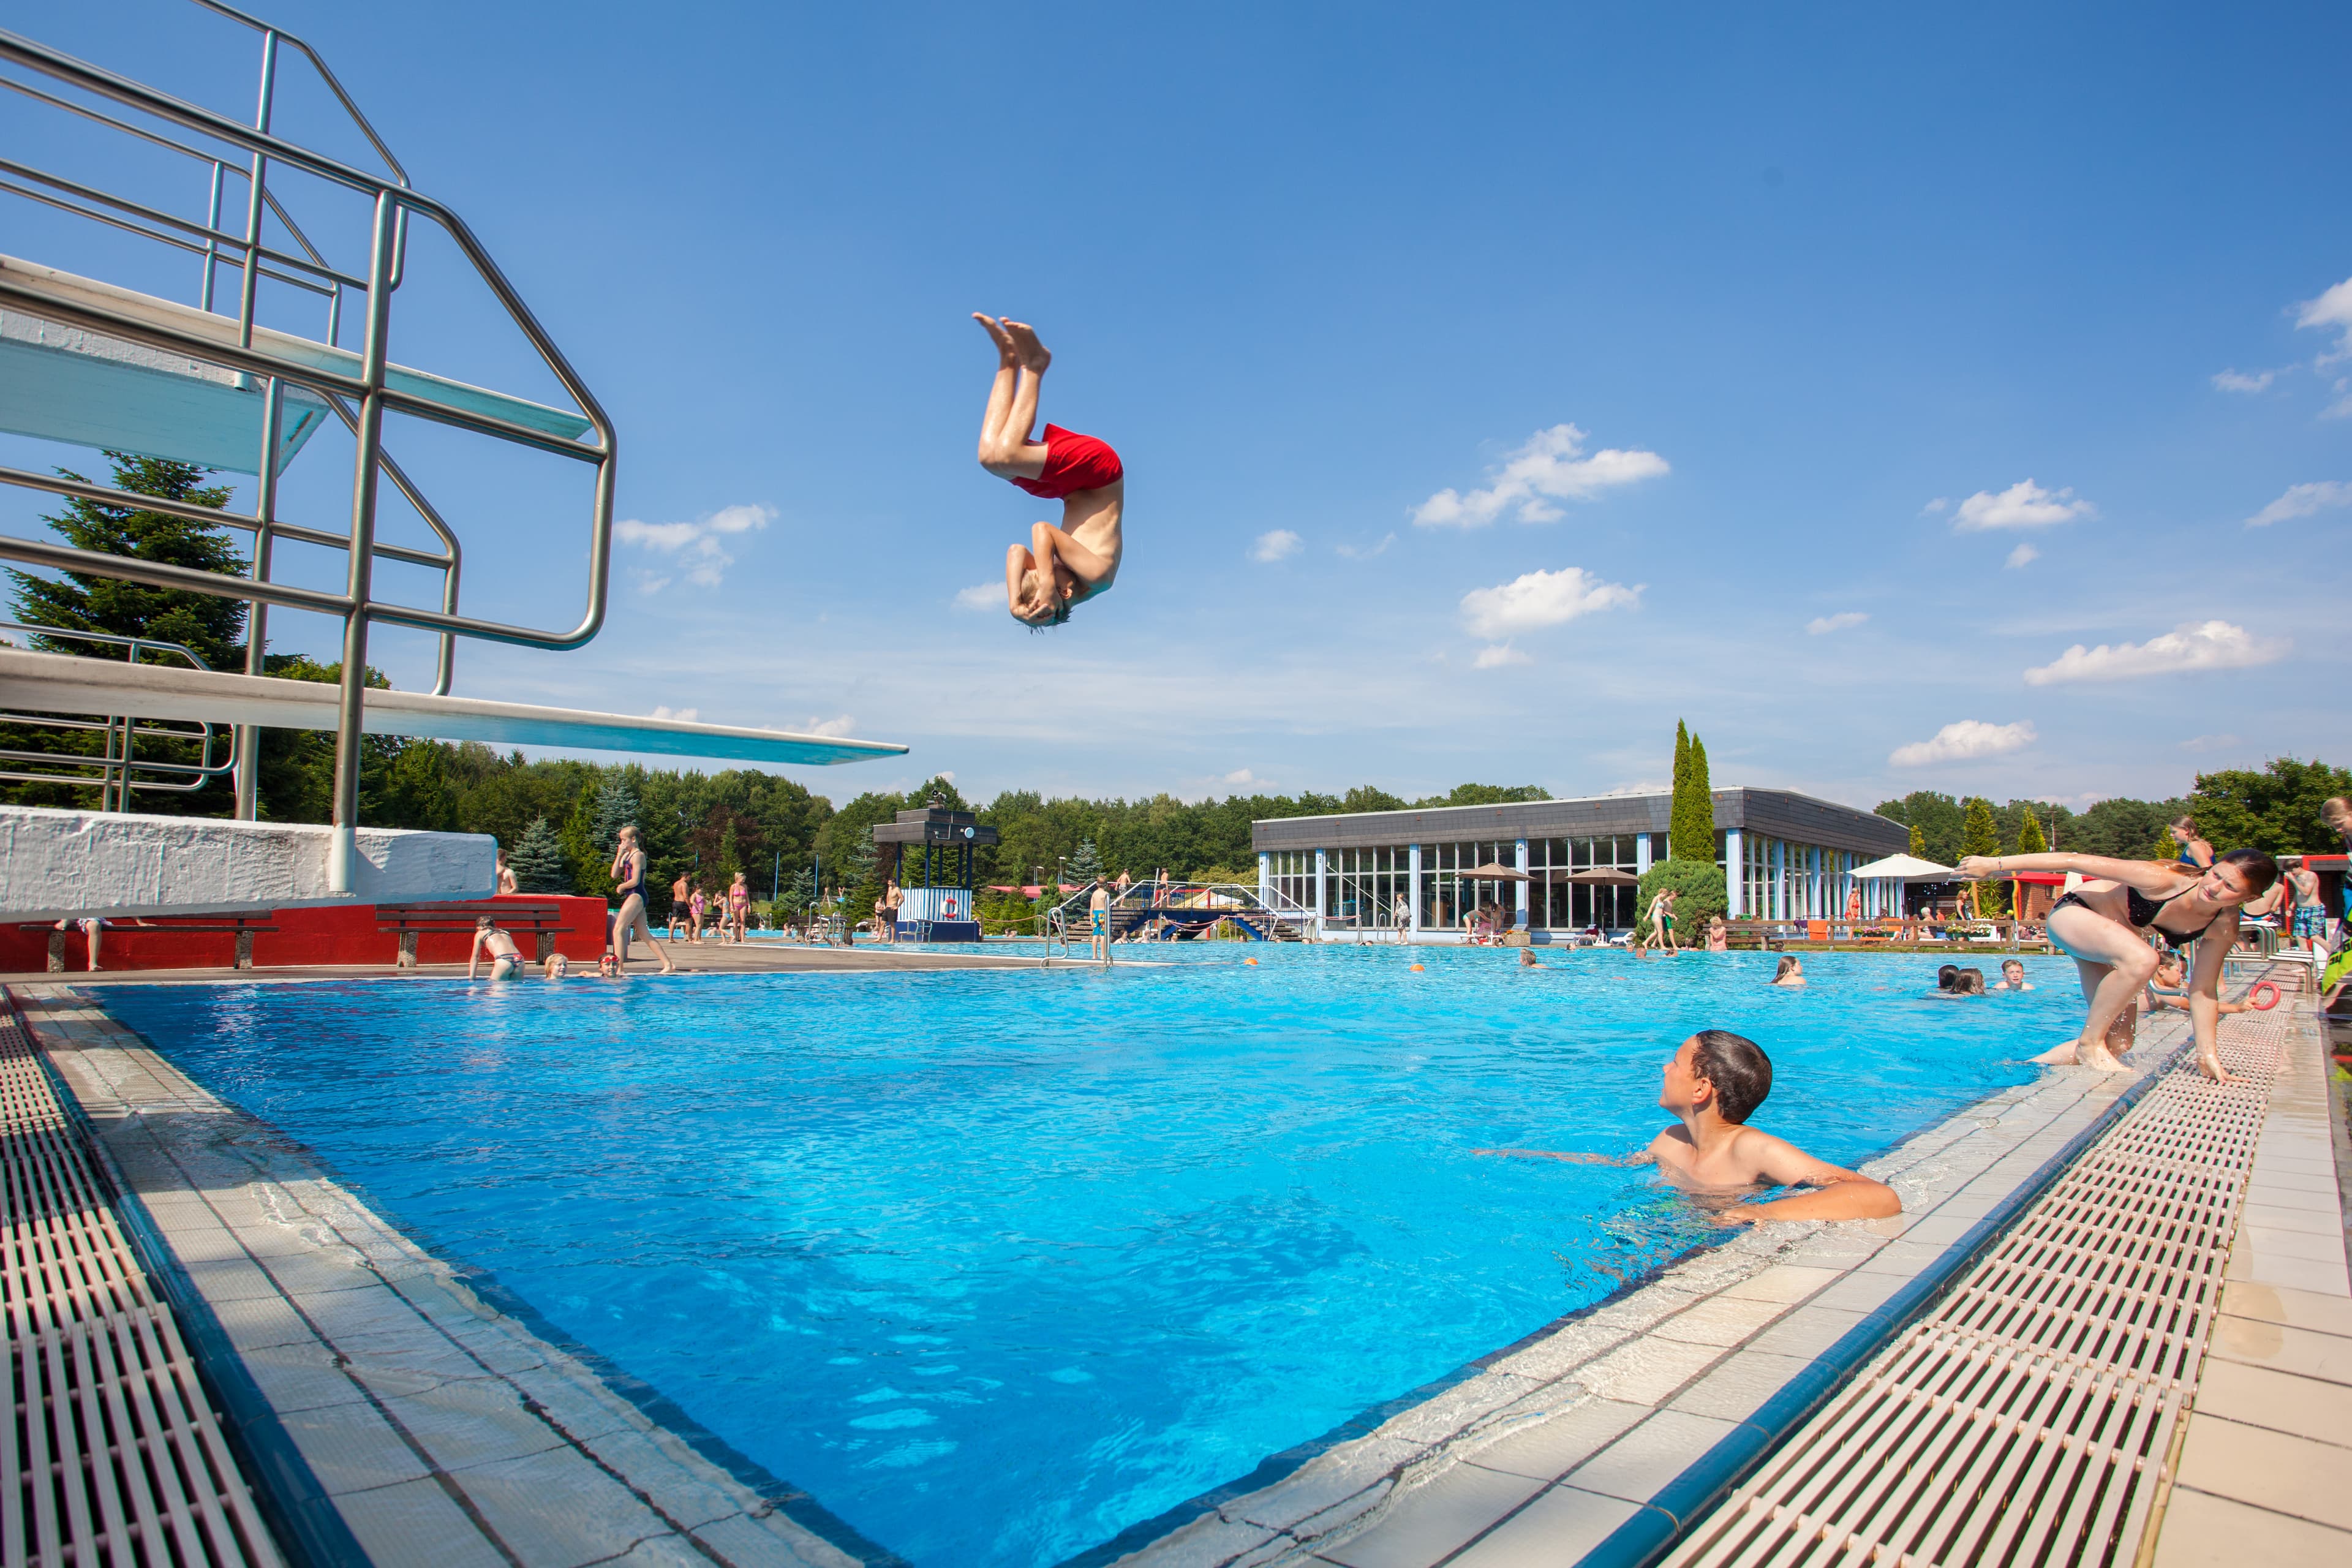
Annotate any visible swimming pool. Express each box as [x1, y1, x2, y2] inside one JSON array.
[[99, 947, 2077, 1567]]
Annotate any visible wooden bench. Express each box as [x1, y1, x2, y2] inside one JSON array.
[[18, 913, 281, 972], [375, 900, 571, 966]]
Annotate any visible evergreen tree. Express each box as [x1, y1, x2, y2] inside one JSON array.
[[2014, 809, 2048, 858], [6, 453, 248, 668], [2149, 826, 2179, 862], [840, 826, 881, 933], [1069, 838, 1106, 884], [589, 775, 639, 851], [715, 819, 743, 888], [509, 816, 570, 893], [1909, 823, 1927, 857], [1667, 720, 1715, 865], [1960, 797, 2003, 916], [380, 741, 459, 832]]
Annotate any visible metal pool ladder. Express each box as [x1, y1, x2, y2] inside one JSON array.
[[1, 1009, 282, 1566], [1662, 1003, 2283, 1568]]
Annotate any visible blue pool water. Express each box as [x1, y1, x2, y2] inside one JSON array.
[[100, 947, 2076, 1566]]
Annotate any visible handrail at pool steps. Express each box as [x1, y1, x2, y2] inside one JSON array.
[[1046, 881, 1316, 943], [1569, 992, 2238, 1568], [0, 4, 619, 891]]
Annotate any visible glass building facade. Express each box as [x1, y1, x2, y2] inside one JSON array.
[[1254, 788, 1907, 941]]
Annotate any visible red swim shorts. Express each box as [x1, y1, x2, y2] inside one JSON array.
[[1008, 424, 1124, 500]]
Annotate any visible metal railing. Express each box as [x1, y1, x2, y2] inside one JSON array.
[[0, 622, 235, 807], [1045, 880, 1318, 940], [0, 2, 616, 889]]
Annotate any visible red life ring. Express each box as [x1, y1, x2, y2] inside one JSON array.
[[2248, 981, 2279, 1011], [944, 896, 960, 918]]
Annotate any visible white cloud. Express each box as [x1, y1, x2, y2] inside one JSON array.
[[1951, 480, 2095, 532], [1413, 424, 1668, 528], [1921, 497, 1950, 514], [1223, 768, 1259, 785], [2005, 543, 2040, 569], [613, 503, 776, 590], [1336, 532, 1395, 559], [1251, 529, 1303, 562], [2325, 381, 2352, 420], [2179, 734, 2240, 754], [2212, 368, 2275, 393], [2297, 274, 2352, 364], [649, 704, 699, 723], [629, 570, 673, 595], [1889, 720, 2037, 769], [2245, 480, 2352, 527], [1805, 611, 1866, 635], [1472, 644, 1532, 668], [2022, 620, 2288, 685], [954, 581, 1001, 609], [804, 714, 858, 737], [1458, 567, 1642, 639]]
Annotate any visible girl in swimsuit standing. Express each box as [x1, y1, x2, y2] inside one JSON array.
[[973, 315, 1124, 627], [607, 826, 676, 973], [1956, 848, 2277, 1083]]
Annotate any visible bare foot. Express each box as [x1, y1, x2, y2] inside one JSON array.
[[1001, 319, 1052, 372], [2195, 1051, 2232, 1085], [660, 962, 676, 975], [2028, 1038, 2081, 1065], [2082, 1043, 2127, 1073], [973, 312, 1016, 360]]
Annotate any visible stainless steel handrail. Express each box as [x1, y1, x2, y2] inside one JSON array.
[[0, 6, 617, 888], [0, 622, 235, 806]]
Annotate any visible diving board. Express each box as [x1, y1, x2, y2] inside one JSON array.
[[0, 253, 594, 470], [0, 647, 908, 766]]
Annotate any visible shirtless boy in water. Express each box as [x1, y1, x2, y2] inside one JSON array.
[[974, 315, 1124, 626], [1477, 1030, 1901, 1223]]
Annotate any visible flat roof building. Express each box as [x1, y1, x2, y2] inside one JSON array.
[[1251, 788, 1909, 941]]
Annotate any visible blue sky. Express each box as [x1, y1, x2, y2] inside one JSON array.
[[6, 0, 2348, 812]]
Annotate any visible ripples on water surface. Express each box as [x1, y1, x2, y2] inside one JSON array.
[[102, 945, 2078, 1566]]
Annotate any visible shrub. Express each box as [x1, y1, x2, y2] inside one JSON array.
[[1635, 858, 1727, 938]]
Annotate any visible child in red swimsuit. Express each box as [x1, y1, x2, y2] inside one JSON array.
[[973, 315, 1125, 626]]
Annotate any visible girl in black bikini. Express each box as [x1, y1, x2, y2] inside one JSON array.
[[1956, 849, 2277, 1084]]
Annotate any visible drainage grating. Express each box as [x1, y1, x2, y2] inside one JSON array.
[[1664, 1010, 2283, 1568], [2, 1010, 282, 1567]]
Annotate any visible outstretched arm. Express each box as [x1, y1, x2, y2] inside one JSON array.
[[1956, 853, 2195, 897], [1476, 1147, 1658, 1166], [1725, 1131, 1901, 1222], [2184, 916, 2242, 1081]]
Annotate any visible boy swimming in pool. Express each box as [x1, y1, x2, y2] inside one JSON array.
[[974, 315, 1123, 627], [1476, 1030, 1901, 1223]]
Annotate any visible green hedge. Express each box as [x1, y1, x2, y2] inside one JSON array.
[[1635, 858, 1727, 938]]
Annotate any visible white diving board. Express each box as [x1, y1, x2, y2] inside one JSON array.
[[0, 253, 593, 472], [0, 648, 908, 766]]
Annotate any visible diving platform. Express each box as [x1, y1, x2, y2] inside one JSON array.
[[0, 647, 908, 766], [0, 253, 592, 472]]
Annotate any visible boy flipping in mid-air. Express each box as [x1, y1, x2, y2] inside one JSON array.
[[1479, 1029, 1901, 1223], [973, 315, 1123, 627]]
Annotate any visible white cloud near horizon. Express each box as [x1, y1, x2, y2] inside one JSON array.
[[2179, 734, 2240, 754], [2005, 543, 2040, 569], [1921, 497, 1949, 514], [2022, 620, 2287, 685], [1951, 480, 2096, 532], [1806, 611, 1866, 635], [1460, 567, 1643, 639], [803, 714, 858, 737], [1413, 424, 1668, 528], [2245, 480, 2352, 527], [2298, 274, 2352, 365], [615, 502, 775, 589], [1336, 532, 1395, 559], [2212, 368, 2275, 393], [649, 704, 699, 722], [954, 581, 1001, 609], [1473, 644, 1532, 668], [1890, 720, 2037, 768], [1251, 528, 1303, 562]]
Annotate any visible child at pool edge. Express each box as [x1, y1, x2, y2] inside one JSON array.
[[1476, 1030, 1902, 1224]]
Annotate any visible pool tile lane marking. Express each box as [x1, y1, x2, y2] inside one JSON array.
[[1109, 1011, 2197, 1568], [12, 985, 875, 1568]]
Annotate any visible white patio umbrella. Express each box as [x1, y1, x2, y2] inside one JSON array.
[[1849, 853, 1958, 880]]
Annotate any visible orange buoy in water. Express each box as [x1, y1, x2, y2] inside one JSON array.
[[2249, 980, 2279, 1011], [1243, 957, 1258, 966], [1409, 962, 1426, 971]]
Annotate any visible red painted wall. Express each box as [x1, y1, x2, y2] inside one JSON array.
[[2, 895, 611, 973]]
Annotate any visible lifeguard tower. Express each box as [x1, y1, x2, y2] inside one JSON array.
[[872, 804, 997, 941]]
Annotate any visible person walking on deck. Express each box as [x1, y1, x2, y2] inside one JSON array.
[[2283, 856, 2327, 950], [669, 872, 692, 939], [1640, 888, 1680, 956], [729, 871, 753, 944], [688, 884, 707, 945], [608, 827, 676, 974], [974, 315, 1124, 627]]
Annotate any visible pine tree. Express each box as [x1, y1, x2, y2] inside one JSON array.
[[509, 816, 570, 893], [6, 453, 249, 669], [1909, 823, 1927, 857], [2014, 810, 2048, 858], [589, 776, 639, 851], [1667, 721, 1715, 865], [1069, 838, 1106, 884], [1960, 797, 2003, 916], [2149, 827, 2179, 862]]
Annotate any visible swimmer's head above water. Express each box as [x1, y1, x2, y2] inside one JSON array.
[[1662, 1028, 1773, 1126]]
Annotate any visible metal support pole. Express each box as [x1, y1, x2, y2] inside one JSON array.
[[328, 191, 398, 893], [198, 162, 225, 309], [233, 377, 284, 819], [232, 31, 278, 373]]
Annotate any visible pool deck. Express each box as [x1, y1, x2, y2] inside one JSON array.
[[9, 964, 2345, 1568]]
